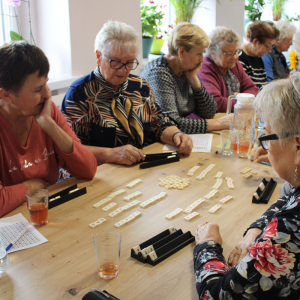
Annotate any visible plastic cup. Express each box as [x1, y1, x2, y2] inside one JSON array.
[[93, 232, 122, 279], [220, 130, 233, 155], [25, 189, 49, 226]]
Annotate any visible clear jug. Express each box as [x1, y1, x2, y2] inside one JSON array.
[[233, 93, 256, 159], [0, 236, 9, 278]]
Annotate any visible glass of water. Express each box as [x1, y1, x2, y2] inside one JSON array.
[[0, 237, 9, 278]]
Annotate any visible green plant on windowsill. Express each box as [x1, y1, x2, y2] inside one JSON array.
[[269, 0, 290, 21], [284, 13, 300, 22], [140, 0, 164, 37], [169, 0, 207, 24], [245, 0, 265, 21]]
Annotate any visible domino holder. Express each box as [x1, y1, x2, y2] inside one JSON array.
[[252, 178, 277, 204], [48, 184, 87, 209], [131, 228, 195, 266], [144, 152, 177, 162], [140, 154, 180, 169]]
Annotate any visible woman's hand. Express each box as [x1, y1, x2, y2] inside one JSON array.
[[185, 63, 202, 90], [107, 145, 145, 165], [207, 114, 234, 131], [22, 179, 50, 190], [250, 146, 269, 163], [173, 133, 193, 155], [227, 228, 262, 267], [195, 222, 223, 246], [34, 86, 53, 131]]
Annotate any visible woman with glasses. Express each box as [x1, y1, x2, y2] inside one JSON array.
[[193, 73, 300, 299], [239, 21, 279, 89], [140, 22, 233, 134], [199, 26, 258, 112], [61, 21, 192, 165], [262, 20, 297, 82]]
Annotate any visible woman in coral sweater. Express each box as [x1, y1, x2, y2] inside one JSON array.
[[0, 41, 97, 217]]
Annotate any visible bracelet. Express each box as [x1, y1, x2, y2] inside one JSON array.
[[172, 131, 185, 145]]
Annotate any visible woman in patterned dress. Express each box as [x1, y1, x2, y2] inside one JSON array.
[[140, 22, 233, 134], [193, 73, 300, 299], [61, 21, 192, 165], [199, 26, 258, 113]]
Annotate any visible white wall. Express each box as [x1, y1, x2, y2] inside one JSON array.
[[191, 0, 244, 45], [68, 0, 143, 76]]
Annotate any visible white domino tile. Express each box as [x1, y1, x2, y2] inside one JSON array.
[[184, 198, 205, 214], [126, 179, 142, 189], [184, 212, 200, 221], [114, 211, 142, 228], [89, 218, 106, 229], [219, 195, 233, 204], [165, 208, 183, 220], [208, 204, 222, 214], [93, 189, 126, 208], [196, 164, 215, 180]]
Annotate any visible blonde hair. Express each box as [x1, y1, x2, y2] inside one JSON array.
[[254, 72, 300, 146], [94, 20, 140, 56], [168, 22, 210, 56]]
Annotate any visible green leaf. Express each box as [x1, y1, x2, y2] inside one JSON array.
[[10, 31, 24, 41]]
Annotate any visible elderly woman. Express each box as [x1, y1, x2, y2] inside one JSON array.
[[199, 26, 258, 112], [62, 21, 192, 165], [140, 22, 233, 134], [193, 73, 300, 299], [0, 41, 97, 217], [239, 21, 279, 89], [262, 20, 297, 82]]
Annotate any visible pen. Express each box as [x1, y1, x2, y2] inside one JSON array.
[[260, 161, 272, 166], [5, 228, 27, 251]]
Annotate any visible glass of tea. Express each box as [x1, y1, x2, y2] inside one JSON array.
[[93, 232, 122, 279], [25, 189, 49, 226]]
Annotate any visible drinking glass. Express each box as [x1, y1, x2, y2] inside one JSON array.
[[220, 130, 233, 155], [25, 189, 49, 226], [93, 232, 122, 279]]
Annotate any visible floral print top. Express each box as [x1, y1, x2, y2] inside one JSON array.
[[194, 186, 300, 300]]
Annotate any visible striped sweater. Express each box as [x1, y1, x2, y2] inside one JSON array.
[[239, 50, 268, 90]]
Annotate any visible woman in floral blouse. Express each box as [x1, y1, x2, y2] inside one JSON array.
[[194, 73, 300, 299]]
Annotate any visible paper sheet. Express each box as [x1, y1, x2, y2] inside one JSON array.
[[163, 134, 213, 153], [0, 213, 48, 253]]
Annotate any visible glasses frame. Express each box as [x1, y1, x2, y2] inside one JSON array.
[[103, 54, 139, 70], [222, 49, 242, 58], [258, 133, 279, 150]]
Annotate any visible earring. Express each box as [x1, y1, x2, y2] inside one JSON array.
[[294, 165, 299, 183]]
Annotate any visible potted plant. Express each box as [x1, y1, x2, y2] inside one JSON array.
[[244, 0, 265, 40], [269, 0, 290, 21], [141, 0, 164, 58], [169, 0, 206, 24], [150, 25, 173, 55]]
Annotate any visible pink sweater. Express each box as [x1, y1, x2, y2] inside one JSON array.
[[199, 56, 258, 112], [0, 102, 97, 217]]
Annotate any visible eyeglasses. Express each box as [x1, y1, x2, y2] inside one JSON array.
[[263, 43, 273, 51], [103, 54, 139, 70], [222, 49, 242, 58], [258, 133, 279, 150], [284, 39, 293, 45]]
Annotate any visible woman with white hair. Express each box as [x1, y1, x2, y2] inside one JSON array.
[[62, 21, 192, 165], [262, 20, 297, 82], [199, 26, 258, 112], [140, 22, 233, 133], [193, 73, 300, 299]]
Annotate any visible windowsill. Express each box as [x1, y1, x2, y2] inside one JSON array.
[[48, 74, 81, 91]]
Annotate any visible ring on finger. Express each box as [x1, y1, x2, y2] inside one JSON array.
[[129, 155, 134, 162]]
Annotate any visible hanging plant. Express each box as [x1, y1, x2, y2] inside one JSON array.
[[269, 0, 290, 21]]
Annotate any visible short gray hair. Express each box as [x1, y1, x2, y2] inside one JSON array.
[[94, 20, 140, 56], [206, 26, 239, 58], [275, 20, 297, 40], [254, 72, 300, 146]]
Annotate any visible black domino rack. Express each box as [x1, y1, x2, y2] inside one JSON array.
[[252, 178, 277, 204], [48, 184, 87, 209], [131, 227, 195, 266]]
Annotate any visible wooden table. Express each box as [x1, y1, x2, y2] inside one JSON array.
[[0, 134, 284, 300]]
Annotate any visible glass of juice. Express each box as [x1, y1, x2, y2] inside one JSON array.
[[93, 232, 122, 279], [25, 189, 49, 226]]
